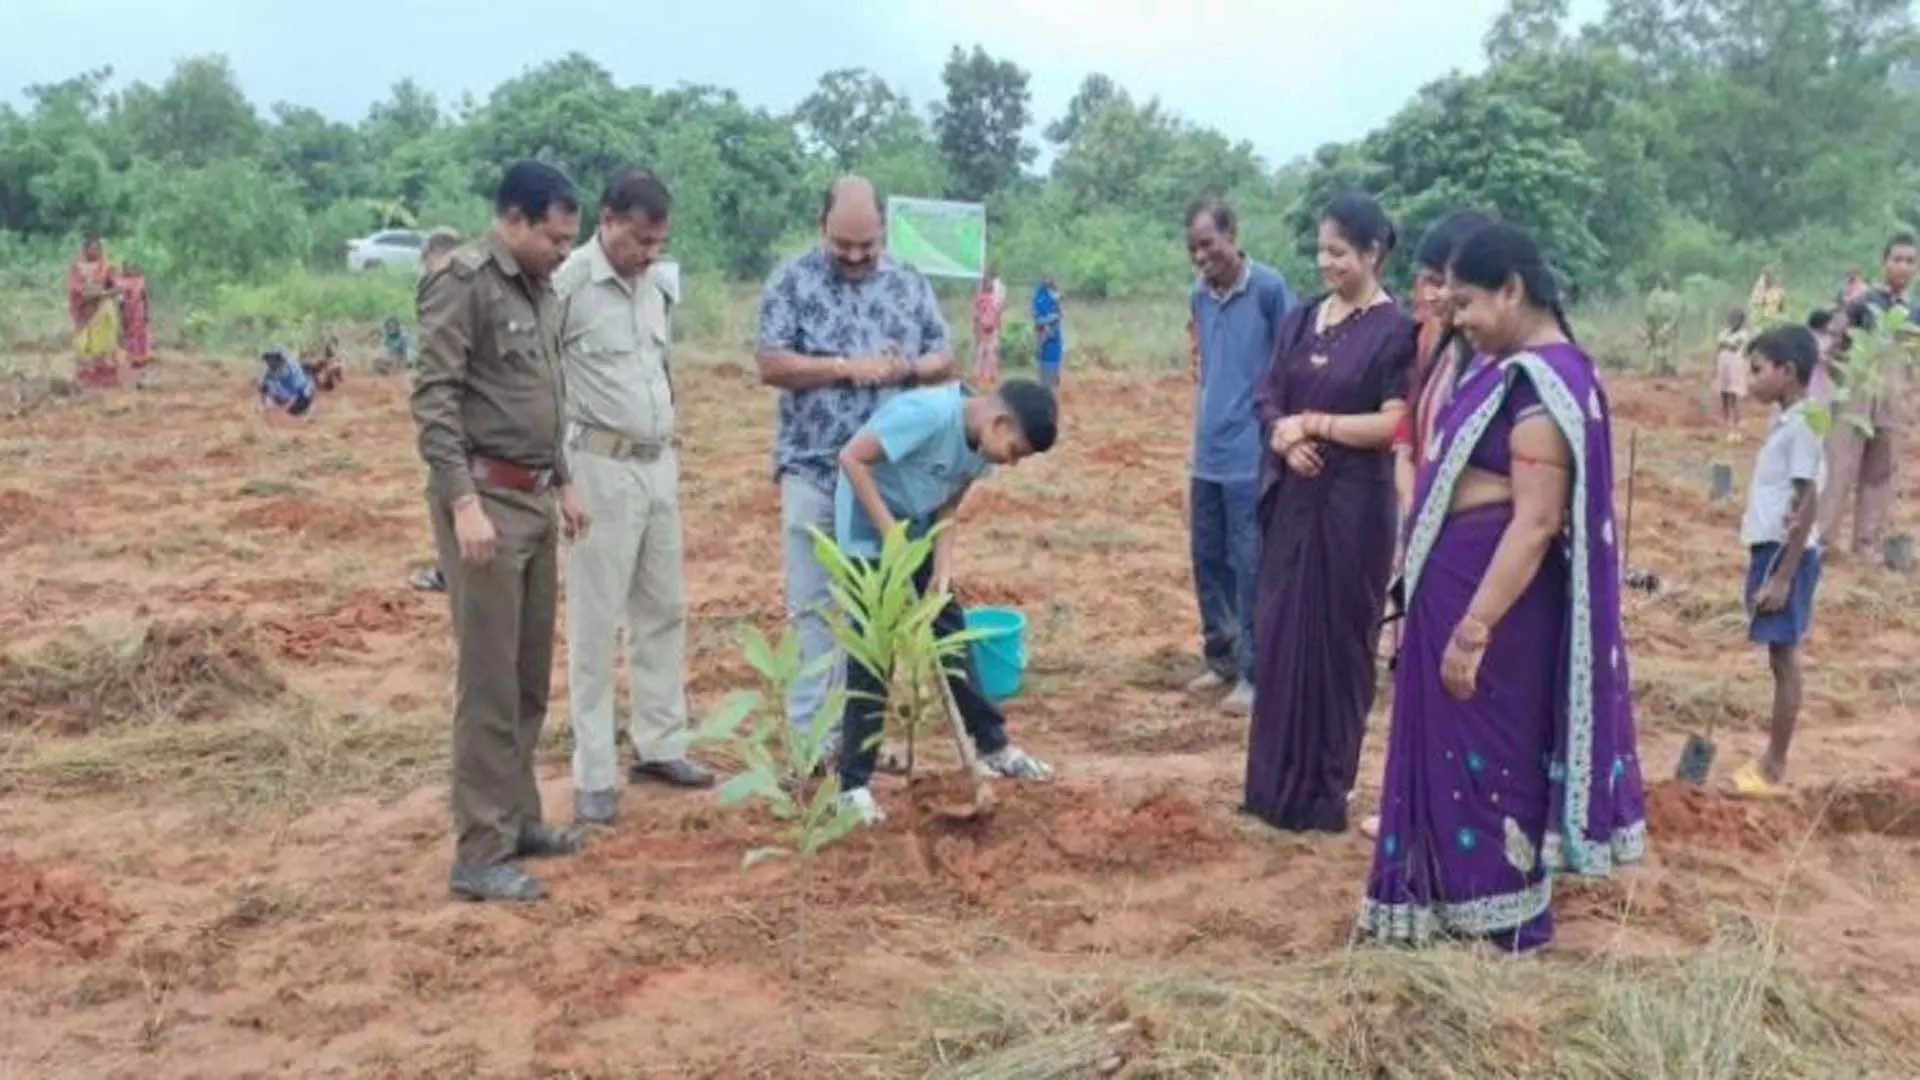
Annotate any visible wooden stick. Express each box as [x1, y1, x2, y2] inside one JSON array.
[[935, 662, 990, 809]]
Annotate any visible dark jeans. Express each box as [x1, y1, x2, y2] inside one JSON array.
[[1190, 476, 1259, 684], [839, 557, 1010, 791]]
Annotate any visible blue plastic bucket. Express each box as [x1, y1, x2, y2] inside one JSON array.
[[964, 606, 1028, 702]]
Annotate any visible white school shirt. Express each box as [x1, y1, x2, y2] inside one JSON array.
[[1740, 399, 1827, 549]]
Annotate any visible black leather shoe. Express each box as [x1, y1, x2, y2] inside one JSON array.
[[449, 863, 543, 903], [516, 822, 583, 858], [629, 758, 716, 789]]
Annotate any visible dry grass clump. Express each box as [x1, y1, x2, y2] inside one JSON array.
[[0, 615, 286, 735], [905, 923, 1913, 1079]]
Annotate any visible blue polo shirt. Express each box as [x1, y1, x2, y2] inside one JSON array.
[[834, 384, 991, 558], [1190, 259, 1294, 483]]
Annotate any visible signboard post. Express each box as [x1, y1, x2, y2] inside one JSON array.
[[886, 196, 987, 279]]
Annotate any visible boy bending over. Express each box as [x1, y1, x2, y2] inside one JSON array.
[[834, 378, 1060, 824], [1734, 325, 1827, 796]]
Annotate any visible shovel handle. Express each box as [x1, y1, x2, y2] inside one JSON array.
[[935, 663, 987, 789]]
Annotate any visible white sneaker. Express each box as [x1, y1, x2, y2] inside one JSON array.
[[981, 745, 1054, 781], [1185, 670, 1229, 695], [1360, 814, 1381, 839], [1219, 681, 1255, 715], [837, 786, 886, 826]]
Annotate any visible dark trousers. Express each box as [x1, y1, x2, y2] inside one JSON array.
[[838, 558, 1010, 791], [1190, 477, 1259, 684], [430, 487, 558, 867]]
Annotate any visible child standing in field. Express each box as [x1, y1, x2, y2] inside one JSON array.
[[257, 347, 317, 417], [832, 378, 1061, 824], [1733, 325, 1827, 797], [1714, 308, 1749, 436]]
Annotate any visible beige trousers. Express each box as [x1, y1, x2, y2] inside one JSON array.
[[564, 447, 688, 794]]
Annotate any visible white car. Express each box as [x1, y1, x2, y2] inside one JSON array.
[[346, 229, 426, 273]]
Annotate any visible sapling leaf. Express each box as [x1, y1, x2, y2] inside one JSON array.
[[699, 690, 760, 741], [807, 803, 868, 852], [718, 768, 782, 807], [742, 628, 779, 681], [773, 629, 802, 678]]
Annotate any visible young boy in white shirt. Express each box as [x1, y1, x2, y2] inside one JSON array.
[[1734, 324, 1827, 796]]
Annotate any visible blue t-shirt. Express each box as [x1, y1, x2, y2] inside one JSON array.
[[1190, 260, 1294, 483], [833, 384, 990, 558], [259, 359, 314, 406]]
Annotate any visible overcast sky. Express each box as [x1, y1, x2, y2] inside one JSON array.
[[1, 0, 1603, 167]]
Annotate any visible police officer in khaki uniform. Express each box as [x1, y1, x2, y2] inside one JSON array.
[[411, 160, 590, 903]]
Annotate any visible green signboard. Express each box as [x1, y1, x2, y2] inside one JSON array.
[[886, 196, 986, 279]]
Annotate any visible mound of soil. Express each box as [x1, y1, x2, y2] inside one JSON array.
[[846, 776, 1238, 907], [0, 855, 123, 958], [0, 615, 287, 734], [260, 588, 433, 662], [1813, 774, 1920, 839], [1643, 780, 1807, 853], [226, 497, 401, 544]]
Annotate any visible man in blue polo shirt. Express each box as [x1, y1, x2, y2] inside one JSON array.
[[1183, 197, 1294, 715], [832, 378, 1060, 824]]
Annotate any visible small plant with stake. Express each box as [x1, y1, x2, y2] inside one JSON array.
[[808, 519, 990, 797], [661, 624, 858, 1059]]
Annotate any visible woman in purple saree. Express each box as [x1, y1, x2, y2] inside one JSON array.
[[1358, 223, 1647, 950], [1244, 193, 1415, 833]]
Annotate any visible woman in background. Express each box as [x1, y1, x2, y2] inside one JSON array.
[[118, 261, 152, 388], [1244, 192, 1414, 834], [972, 265, 1005, 385], [67, 236, 122, 389], [1358, 222, 1647, 951]]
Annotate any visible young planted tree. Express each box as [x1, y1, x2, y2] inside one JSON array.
[[807, 519, 987, 786], [1821, 304, 1919, 439]]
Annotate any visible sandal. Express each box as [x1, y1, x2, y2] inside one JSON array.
[[1730, 759, 1786, 799]]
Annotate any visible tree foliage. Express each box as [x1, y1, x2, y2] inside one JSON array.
[[1, 0, 1916, 301]]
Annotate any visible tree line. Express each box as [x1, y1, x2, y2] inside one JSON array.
[[1, 0, 1915, 301]]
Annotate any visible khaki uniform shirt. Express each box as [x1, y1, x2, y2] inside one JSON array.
[[553, 237, 678, 443], [410, 233, 570, 506]]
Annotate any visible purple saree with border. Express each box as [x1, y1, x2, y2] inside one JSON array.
[[1358, 342, 1649, 950]]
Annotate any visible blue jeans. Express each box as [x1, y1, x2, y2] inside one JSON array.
[[1190, 477, 1259, 684]]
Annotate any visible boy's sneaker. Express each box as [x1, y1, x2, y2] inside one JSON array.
[[1219, 681, 1255, 715], [838, 786, 886, 826], [1185, 670, 1229, 695], [981, 745, 1054, 781]]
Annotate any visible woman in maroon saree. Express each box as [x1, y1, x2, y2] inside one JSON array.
[[1358, 223, 1647, 951], [1244, 193, 1415, 833]]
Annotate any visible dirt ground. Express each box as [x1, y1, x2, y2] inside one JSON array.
[[3, 354, 1920, 1078]]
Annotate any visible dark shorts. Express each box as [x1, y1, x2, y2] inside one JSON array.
[[1745, 543, 1822, 646], [286, 392, 314, 417]]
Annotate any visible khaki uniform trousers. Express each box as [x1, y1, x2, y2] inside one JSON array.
[[431, 486, 559, 868]]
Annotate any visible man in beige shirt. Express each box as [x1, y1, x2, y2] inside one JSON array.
[[554, 168, 713, 826]]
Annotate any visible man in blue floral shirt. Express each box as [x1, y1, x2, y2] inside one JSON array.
[[755, 176, 955, 747]]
